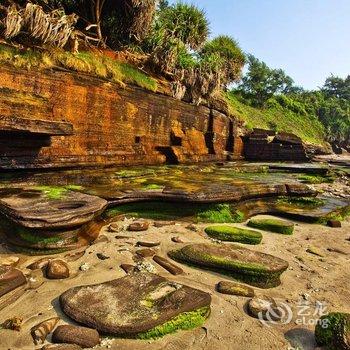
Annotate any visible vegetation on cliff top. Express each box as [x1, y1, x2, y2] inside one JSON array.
[[0, 0, 348, 147], [229, 54, 350, 148], [0, 44, 157, 91]]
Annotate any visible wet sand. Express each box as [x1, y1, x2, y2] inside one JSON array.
[[0, 213, 349, 350]]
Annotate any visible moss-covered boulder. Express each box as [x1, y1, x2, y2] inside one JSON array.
[[168, 243, 289, 288], [60, 272, 211, 339], [217, 281, 254, 297], [247, 218, 294, 235], [315, 312, 350, 350], [205, 225, 262, 244]]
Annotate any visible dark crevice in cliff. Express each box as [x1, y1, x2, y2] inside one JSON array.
[[205, 110, 216, 155], [170, 133, 183, 146], [225, 120, 234, 153], [155, 146, 179, 164]]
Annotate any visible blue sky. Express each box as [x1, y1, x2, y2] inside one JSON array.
[[169, 0, 350, 90]]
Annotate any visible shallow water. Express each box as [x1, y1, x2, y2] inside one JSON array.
[[0, 162, 319, 200]]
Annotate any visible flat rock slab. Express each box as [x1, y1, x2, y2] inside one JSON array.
[[60, 272, 211, 338], [52, 325, 100, 348], [168, 243, 289, 288], [217, 281, 255, 297], [0, 188, 107, 229], [204, 225, 262, 244], [0, 265, 26, 297], [0, 115, 73, 136], [234, 196, 350, 223], [247, 218, 294, 235]]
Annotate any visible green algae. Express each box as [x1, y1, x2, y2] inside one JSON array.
[[315, 312, 350, 350], [204, 225, 262, 244], [197, 204, 244, 223], [168, 246, 286, 288], [277, 196, 325, 208], [298, 174, 336, 184], [317, 205, 350, 224], [143, 183, 164, 190], [32, 185, 83, 199], [10, 245, 69, 255], [247, 218, 294, 235], [18, 230, 62, 245], [135, 306, 210, 340], [105, 202, 244, 223]]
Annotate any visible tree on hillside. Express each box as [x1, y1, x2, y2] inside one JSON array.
[[201, 35, 246, 89], [322, 74, 350, 100], [145, 3, 245, 103], [237, 54, 294, 107]]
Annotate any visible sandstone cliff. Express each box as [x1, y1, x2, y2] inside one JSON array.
[[0, 66, 244, 169]]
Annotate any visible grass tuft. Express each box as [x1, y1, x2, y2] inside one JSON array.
[[0, 44, 157, 92]]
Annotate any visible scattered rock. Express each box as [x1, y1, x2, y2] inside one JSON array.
[[27, 271, 44, 290], [59, 273, 211, 338], [42, 344, 82, 350], [107, 222, 122, 233], [186, 224, 199, 232], [99, 338, 114, 348], [217, 281, 255, 297], [31, 317, 60, 345], [27, 258, 51, 270], [79, 263, 90, 271], [327, 247, 348, 255], [327, 220, 342, 228], [136, 241, 160, 247], [46, 260, 70, 279], [205, 225, 262, 244], [52, 325, 100, 348], [171, 236, 184, 243], [128, 220, 149, 232], [153, 221, 175, 228], [64, 250, 85, 262], [96, 253, 110, 260], [135, 248, 156, 258], [93, 235, 109, 244], [247, 218, 294, 235], [0, 256, 19, 267], [153, 255, 184, 275], [120, 264, 135, 274], [315, 312, 350, 350], [1, 316, 23, 331], [247, 296, 281, 321], [135, 261, 156, 273], [0, 265, 26, 297], [115, 235, 130, 239], [169, 243, 289, 288], [306, 247, 324, 257]]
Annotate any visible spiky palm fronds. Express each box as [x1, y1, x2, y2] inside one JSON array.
[[201, 35, 246, 86], [4, 5, 23, 38], [103, 0, 156, 47], [158, 2, 209, 50], [3, 3, 78, 48]]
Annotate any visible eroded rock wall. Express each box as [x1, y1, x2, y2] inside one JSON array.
[[0, 66, 242, 169]]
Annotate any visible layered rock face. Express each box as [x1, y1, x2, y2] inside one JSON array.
[[243, 129, 308, 161], [0, 67, 243, 169]]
